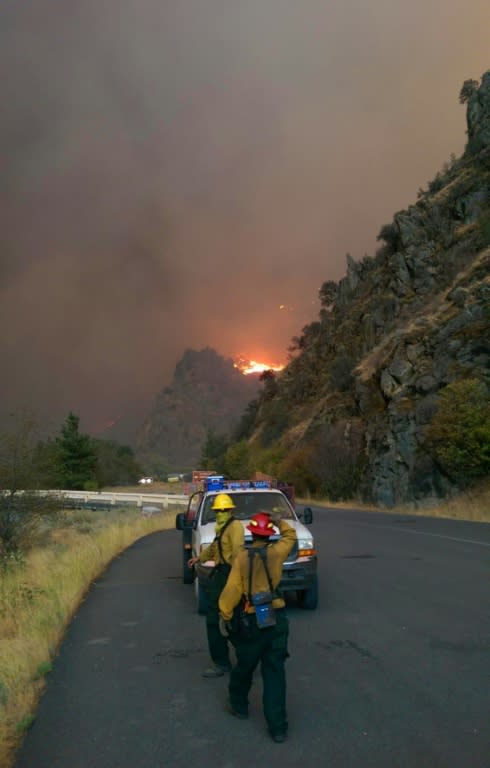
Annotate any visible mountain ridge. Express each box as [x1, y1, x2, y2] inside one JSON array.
[[136, 347, 260, 470]]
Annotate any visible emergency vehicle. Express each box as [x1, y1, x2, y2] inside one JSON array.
[[175, 475, 318, 613]]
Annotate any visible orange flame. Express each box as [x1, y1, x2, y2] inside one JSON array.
[[234, 356, 284, 375]]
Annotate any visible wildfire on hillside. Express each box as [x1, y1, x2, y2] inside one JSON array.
[[234, 355, 284, 375]]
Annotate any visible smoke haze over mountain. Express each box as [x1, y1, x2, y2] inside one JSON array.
[[0, 0, 488, 435]]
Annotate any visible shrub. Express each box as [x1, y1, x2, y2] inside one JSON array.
[[329, 355, 355, 391], [0, 493, 60, 560], [277, 446, 319, 496], [479, 208, 490, 246], [83, 480, 99, 492], [377, 223, 401, 255], [309, 421, 366, 500], [259, 399, 291, 446], [0, 414, 62, 559], [424, 378, 490, 485], [249, 445, 287, 478], [427, 172, 445, 194]]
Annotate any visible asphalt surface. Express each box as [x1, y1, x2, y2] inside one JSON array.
[[14, 508, 490, 768]]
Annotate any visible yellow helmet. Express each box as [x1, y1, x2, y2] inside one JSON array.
[[211, 493, 236, 511]]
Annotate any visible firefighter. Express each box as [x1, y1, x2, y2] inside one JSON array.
[[188, 492, 244, 678], [218, 511, 297, 743]]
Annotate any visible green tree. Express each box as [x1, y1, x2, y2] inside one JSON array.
[[233, 399, 260, 441], [0, 411, 63, 490], [94, 440, 142, 487], [199, 429, 229, 474], [259, 370, 278, 401], [224, 440, 252, 479], [56, 412, 97, 490], [425, 379, 490, 485], [32, 438, 64, 488], [136, 451, 170, 480], [0, 411, 40, 493]]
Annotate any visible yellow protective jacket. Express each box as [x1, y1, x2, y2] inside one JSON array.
[[218, 519, 297, 620], [197, 517, 244, 566]]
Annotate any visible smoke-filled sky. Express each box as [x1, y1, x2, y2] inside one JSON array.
[[0, 0, 488, 436]]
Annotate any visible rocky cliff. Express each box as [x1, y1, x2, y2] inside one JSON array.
[[249, 71, 490, 506], [137, 348, 260, 469]]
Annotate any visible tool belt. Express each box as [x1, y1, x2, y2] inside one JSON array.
[[194, 561, 216, 583]]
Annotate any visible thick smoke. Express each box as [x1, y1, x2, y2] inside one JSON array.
[[0, 0, 488, 436]]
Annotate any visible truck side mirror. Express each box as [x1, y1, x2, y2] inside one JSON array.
[[175, 512, 185, 530]]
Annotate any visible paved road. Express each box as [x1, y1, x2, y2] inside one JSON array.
[[14, 508, 490, 768]]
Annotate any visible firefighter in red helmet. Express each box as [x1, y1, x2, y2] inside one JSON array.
[[218, 510, 297, 743]]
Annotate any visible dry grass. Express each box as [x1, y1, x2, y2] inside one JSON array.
[[392, 482, 490, 523], [299, 481, 490, 523], [0, 506, 176, 768]]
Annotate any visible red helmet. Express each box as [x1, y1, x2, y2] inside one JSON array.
[[246, 512, 275, 538]]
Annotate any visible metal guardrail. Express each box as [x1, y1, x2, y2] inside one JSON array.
[[42, 490, 189, 509]]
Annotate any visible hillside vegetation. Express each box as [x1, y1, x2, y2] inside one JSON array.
[[235, 72, 490, 507]]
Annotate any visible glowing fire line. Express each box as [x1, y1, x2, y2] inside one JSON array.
[[234, 357, 284, 375]]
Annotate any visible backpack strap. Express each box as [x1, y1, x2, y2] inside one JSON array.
[[216, 516, 238, 564], [246, 546, 278, 599], [247, 547, 254, 601]]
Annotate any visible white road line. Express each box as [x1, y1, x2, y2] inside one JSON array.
[[352, 521, 490, 548]]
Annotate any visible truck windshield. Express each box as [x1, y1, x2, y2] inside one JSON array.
[[202, 491, 295, 524]]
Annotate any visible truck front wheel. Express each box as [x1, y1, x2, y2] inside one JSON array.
[[297, 576, 318, 610]]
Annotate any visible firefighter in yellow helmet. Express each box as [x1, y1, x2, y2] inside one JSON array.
[[188, 493, 244, 677]]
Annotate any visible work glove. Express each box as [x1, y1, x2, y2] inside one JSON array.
[[268, 509, 282, 525], [219, 617, 232, 637]]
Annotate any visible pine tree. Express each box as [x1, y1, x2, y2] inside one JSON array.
[[56, 412, 97, 489]]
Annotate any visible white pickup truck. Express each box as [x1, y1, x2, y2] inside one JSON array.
[[175, 478, 317, 613]]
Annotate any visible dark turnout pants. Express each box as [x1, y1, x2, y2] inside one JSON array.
[[204, 566, 231, 668], [229, 610, 289, 737]]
